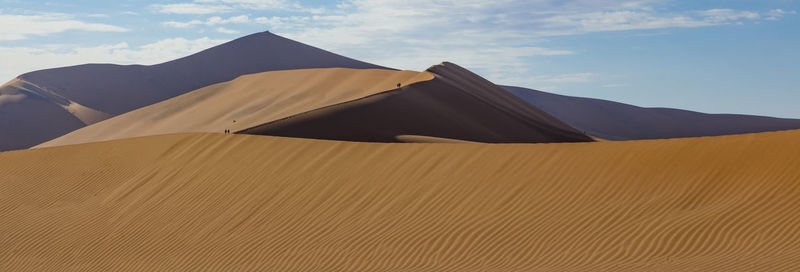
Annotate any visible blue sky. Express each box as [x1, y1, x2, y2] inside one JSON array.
[[1, 0, 798, 117]]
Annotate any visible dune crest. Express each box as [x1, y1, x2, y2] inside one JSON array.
[[241, 62, 593, 143], [3, 131, 800, 270], [37, 68, 434, 148], [41, 64, 591, 148]]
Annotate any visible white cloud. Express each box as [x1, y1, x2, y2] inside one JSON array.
[[0, 12, 128, 40], [216, 27, 239, 34], [153, 3, 233, 14], [164, 15, 250, 28], [163, 20, 205, 28], [766, 9, 797, 21], [153, 0, 318, 14], [196, 0, 297, 10], [0, 37, 228, 81]]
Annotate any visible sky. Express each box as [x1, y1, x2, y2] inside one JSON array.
[[1, 0, 798, 118]]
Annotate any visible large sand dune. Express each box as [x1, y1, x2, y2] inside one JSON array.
[[505, 85, 800, 140], [38, 68, 433, 147], [3, 131, 800, 270], [40, 63, 591, 147], [0, 31, 385, 151], [243, 62, 592, 143]]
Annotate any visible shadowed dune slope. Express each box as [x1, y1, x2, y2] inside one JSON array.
[[3, 131, 800, 271], [242, 62, 592, 143], [505, 85, 800, 140], [37, 68, 433, 148], [0, 31, 385, 151], [0, 79, 90, 152]]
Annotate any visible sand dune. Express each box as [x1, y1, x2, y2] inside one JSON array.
[[0, 79, 110, 151], [505, 85, 800, 140], [3, 131, 800, 270], [235, 62, 591, 143], [40, 63, 591, 148], [0, 31, 385, 151], [37, 68, 432, 148]]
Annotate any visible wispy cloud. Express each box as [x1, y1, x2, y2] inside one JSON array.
[[152, 0, 320, 14], [164, 15, 250, 28], [152, 3, 233, 14], [216, 27, 239, 34], [0, 12, 128, 40], [766, 9, 797, 21]]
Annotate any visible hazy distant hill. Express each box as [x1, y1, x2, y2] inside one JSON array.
[[505, 85, 800, 140]]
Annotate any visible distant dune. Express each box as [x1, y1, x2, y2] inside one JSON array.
[[0, 31, 385, 151], [505, 85, 800, 140], [40, 63, 592, 147], [3, 130, 800, 270], [0, 79, 103, 152]]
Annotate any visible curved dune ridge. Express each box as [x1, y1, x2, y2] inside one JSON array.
[[37, 68, 434, 148], [40, 63, 591, 148], [240, 62, 593, 143], [4, 131, 800, 271]]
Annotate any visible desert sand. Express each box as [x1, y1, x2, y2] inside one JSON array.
[[3, 130, 800, 271]]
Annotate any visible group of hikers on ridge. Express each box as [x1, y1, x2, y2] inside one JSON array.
[[224, 129, 231, 134]]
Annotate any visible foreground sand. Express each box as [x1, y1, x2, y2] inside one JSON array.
[[3, 131, 800, 271]]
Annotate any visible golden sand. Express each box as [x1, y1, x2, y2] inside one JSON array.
[[3, 131, 800, 270]]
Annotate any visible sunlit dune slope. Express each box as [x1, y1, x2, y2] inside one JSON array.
[[37, 68, 433, 148], [4, 130, 800, 271]]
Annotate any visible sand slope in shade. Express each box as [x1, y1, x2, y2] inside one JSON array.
[[3, 131, 800, 271], [505, 85, 800, 140], [0, 79, 110, 151], [37, 68, 432, 148], [237, 62, 592, 143]]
